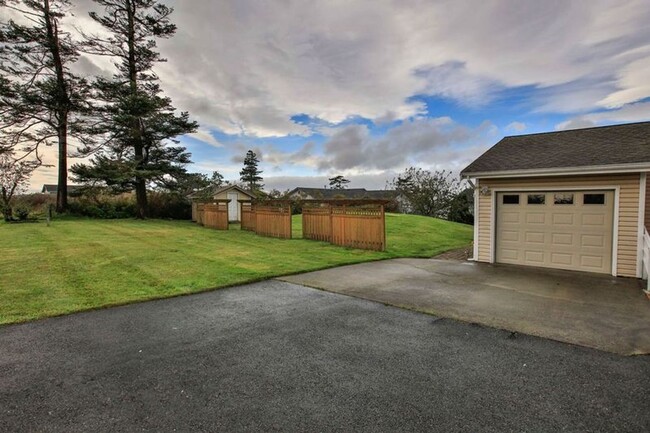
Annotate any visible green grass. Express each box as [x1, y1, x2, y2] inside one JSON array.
[[0, 214, 472, 324]]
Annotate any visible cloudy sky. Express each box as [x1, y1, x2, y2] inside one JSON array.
[[18, 0, 650, 190]]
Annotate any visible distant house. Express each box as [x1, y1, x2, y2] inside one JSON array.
[[41, 184, 82, 195], [287, 187, 398, 201], [189, 184, 256, 222]]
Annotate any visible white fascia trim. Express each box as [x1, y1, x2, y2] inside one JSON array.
[[491, 186, 620, 277], [637, 173, 647, 278], [462, 163, 650, 179], [472, 179, 479, 261]]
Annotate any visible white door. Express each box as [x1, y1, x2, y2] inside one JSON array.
[[227, 192, 239, 222], [496, 190, 614, 274]]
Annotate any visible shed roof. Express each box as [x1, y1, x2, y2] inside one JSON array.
[[461, 121, 650, 177]]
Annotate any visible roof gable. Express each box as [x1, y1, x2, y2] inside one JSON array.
[[461, 121, 650, 176]]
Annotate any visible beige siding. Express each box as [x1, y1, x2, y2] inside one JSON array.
[[476, 173, 641, 277]]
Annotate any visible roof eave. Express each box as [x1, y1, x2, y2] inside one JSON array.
[[461, 162, 650, 179]]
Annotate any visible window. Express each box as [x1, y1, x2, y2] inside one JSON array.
[[554, 193, 574, 205], [527, 194, 545, 205], [502, 194, 519, 204], [584, 193, 605, 205]]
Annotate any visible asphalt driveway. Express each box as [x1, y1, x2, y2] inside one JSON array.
[[1, 280, 649, 432], [280, 259, 650, 355]]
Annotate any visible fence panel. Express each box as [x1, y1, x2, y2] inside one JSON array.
[[191, 202, 198, 222], [254, 205, 292, 239], [241, 203, 256, 231], [202, 203, 229, 230], [302, 207, 332, 242], [330, 205, 386, 251], [196, 203, 205, 225]]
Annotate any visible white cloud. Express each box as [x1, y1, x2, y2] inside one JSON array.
[[506, 122, 527, 133], [59, 0, 650, 137], [188, 128, 223, 147], [316, 117, 494, 173], [555, 101, 650, 130]]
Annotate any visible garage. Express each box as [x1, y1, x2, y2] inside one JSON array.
[[461, 121, 650, 279], [495, 190, 614, 274]]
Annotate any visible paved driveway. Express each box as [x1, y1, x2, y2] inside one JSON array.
[[1, 281, 649, 432], [280, 259, 650, 355]]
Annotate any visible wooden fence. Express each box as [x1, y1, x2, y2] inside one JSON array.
[[253, 205, 292, 239], [195, 203, 205, 225], [240, 202, 256, 231], [202, 203, 229, 230], [302, 204, 386, 251], [191, 202, 198, 222]]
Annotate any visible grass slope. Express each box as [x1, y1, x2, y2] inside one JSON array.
[[0, 214, 472, 324]]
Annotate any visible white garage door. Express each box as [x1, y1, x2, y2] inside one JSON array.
[[496, 190, 614, 274]]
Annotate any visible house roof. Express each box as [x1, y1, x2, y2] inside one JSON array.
[[287, 187, 397, 200], [41, 184, 81, 193], [461, 121, 650, 177]]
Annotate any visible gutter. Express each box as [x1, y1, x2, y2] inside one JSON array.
[[461, 162, 650, 179]]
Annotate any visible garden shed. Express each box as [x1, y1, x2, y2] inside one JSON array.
[[191, 185, 255, 222]]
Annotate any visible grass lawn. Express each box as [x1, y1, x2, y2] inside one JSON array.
[[0, 214, 472, 324]]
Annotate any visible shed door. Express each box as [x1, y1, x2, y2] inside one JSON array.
[[227, 192, 239, 222], [495, 191, 614, 274]]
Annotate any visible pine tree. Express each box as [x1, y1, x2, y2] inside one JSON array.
[[328, 175, 350, 189], [71, 0, 197, 218], [0, 0, 92, 212], [239, 150, 263, 192]]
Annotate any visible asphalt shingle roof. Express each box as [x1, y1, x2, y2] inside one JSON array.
[[461, 121, 650, 176]]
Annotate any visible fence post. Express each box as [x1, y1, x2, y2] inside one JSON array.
[[380, 204, 386, 251]]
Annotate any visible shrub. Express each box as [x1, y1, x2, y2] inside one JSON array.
[[147, 192, 191, 219], [14, 206, 30, 221], [67, 194, 137, 219]]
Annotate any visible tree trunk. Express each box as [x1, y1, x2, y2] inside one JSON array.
[[135, 176, 148, 219], [127, 0, 147, 219], [44, 0, 70, 213], [56, 119, 68, 213]]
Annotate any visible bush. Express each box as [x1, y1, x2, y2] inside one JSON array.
[[13, 193, 55, 218], [68, 194, 137, 219], [14, 206, 30, 221], [147, 192, 191, 219]]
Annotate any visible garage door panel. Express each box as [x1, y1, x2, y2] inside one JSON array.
[[499, 249, 519, 261], [552, 213, 574, 225], [551, 233, 573, 246], [496, 190, 613, 274], [550, 252, 573, 266], [581, 234, 604, 247], [525, 232, 545, 243], [582, 214, 606, 226], [501, 212, 520, 223], [501, 230, 520, 242], [524, 250, 545, 264], [580, 255, 605, 269], [526, 213, 545, 224]]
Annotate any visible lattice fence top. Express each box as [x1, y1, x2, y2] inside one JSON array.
[[331, 206, 382, 217], [254, 206, 291, 214]]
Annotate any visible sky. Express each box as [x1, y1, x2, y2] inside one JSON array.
[[12, 0, 650, 191]]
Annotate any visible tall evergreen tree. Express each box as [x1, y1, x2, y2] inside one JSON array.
[[0, 0, 91, 212], [328, 175, 350, 189], [71, 0, 197, 218], [239, 150, 263, 192]]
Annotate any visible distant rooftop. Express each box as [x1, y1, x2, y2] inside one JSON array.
[[288, 187, 397, 199]]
